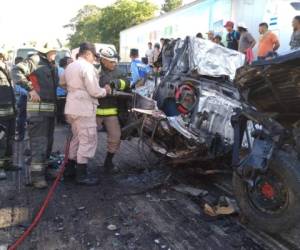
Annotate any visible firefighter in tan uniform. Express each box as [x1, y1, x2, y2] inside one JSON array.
[[96, 47, 130, 173], [63, 42, 111, 185], [12, 43, 59, 189]]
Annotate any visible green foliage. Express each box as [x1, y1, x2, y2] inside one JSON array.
[[71, 5, 101, 23], [99, 0, 157, 48], [161, 0, 182, 13], [66, 5, 102, 49], [67, 14, 102, 49], [66, 1, 157, 50]]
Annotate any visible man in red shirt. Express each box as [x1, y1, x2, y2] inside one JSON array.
[[257, 22, 280, 60]]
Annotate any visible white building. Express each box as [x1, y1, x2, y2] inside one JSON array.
[[120, 0, 300, 61]]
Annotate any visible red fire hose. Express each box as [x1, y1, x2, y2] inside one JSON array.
[[8, 135, 72, 250]]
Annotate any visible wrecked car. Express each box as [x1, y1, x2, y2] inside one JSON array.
[[118, 37, 300, 234]]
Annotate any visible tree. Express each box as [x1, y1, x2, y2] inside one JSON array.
[[64, 5, 101, 31], [67, 13, 102, 49], [66, 1, 157, 50], [161, 0, 182, 13], [66, 0, 157, 50], [65, 5, 102, 49], [98, 0, 157, 48]]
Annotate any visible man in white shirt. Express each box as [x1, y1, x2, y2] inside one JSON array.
[[145, 42, 154, 65]]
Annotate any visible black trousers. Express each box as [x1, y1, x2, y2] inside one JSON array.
[[27, 116, 55, 173], [56, 97, 66, 124], [16, 94, 27, 140], [0, 116, 15, 168]]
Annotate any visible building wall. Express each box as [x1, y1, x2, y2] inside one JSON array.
[[120, 0, 232, 61], [120, 0, 299, 61]]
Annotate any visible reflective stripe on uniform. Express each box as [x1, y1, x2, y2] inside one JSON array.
[[119, 79, 126, 91], [27, 102, 55, 112], [0, 107, 14, 116], [31, 163, 45, 171], [96, 108, 118, 116]]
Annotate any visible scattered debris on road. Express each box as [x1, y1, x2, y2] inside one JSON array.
[[107, 224, 118, 231], [203, 196, 239, 217], [172, 184, 208, 197]]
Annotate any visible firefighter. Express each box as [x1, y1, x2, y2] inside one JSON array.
[[96, 47, 130, 173], [11, 42, 59, 189], [63, 42, 111, 185], [0, 49, 16, 180]]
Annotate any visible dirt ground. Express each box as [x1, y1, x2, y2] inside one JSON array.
[[0, 125, 299, 250]]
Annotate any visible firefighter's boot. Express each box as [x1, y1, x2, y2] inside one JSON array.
[[103, 152, 119, 174], [63, 159, 76, 180], [31, 171, 48, 189], [75, 164, 99, 186]]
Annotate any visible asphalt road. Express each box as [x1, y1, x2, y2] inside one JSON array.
[[0, 125, 299, 250]]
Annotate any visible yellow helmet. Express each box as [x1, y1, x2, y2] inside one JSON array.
[[38, 41, 59, 54]]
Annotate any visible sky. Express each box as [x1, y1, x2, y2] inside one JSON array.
[[0, 0, 194, 48]]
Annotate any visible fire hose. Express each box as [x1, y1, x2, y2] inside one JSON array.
[[8, 134, 72, 250]]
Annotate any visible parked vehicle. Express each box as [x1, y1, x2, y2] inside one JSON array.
[[116, 62, 131, 81], [116, 37, 300, 233], [15, 47, 37, 59], [55, 48, 71, 65], [13, 47, 70, 65]]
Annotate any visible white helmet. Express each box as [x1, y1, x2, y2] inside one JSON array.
[[237, 22, 248, 30], [99, 47, 119, 62], [38, 41, 59, 54]]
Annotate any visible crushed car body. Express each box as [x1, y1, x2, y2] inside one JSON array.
[[133, 37, 247, 159], [117, 36, 300, 234]]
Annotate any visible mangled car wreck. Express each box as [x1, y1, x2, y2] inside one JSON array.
[[120, 37, 300, 234]]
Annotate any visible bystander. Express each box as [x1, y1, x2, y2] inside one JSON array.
[[290, 16, 300, 50], [206, 31, 214, 41], [145, 42, 154, 65], [196, 32, 203, 39], [224, 21, 240, 51], [213, 35, 225, 46], [57, 56, 73, 124], [14, 57, 27, 141], [257, 22, 280, 60]]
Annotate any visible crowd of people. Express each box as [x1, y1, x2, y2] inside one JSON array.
[[144, 16, 300, 65], [216, 16, 300, 61]]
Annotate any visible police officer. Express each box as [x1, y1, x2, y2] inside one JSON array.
[[0, 49, 16, 180], [12, 43, 59, 189], [129, 48, 150, 88], [97, 47, 130, 173]]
